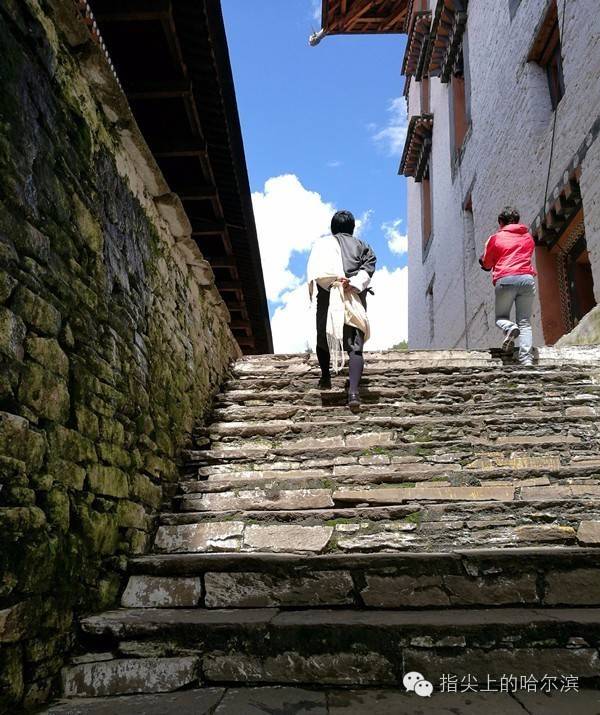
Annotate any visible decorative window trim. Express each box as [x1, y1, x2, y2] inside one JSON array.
[[402, 11, 432, 80], [425, 0, 468, 83], [399, 113, 434, 181]]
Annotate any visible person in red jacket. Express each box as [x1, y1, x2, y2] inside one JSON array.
[[479, 207, 537, 365]]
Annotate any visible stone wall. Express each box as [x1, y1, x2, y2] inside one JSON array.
[[0, 0, 239, 709], [407, 0, 600, 349]]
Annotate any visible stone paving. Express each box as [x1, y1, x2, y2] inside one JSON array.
[[55, 350, 600, 705], [45, 686, 600, 714]]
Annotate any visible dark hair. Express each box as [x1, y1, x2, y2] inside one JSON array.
[[331, 210, 355, 235], [498, 206, 520, 226]]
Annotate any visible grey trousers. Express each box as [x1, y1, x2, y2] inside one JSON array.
[[494, 274, 536, 363]]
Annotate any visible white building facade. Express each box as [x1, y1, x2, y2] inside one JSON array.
[[401, 0, 600, 349]]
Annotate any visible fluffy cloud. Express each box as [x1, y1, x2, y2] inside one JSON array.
[[382, 218, 408, 255], [371, 96, 408, 156], [253, 173, 408, 353], [252, 174, 333, 302]]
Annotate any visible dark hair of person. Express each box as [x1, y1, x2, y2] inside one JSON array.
[[331, 210, 355, 235], [498, 206, 520, 226]]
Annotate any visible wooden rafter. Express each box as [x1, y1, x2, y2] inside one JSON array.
[[322, 0, 409, 35]]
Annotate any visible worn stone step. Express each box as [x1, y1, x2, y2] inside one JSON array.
[[61, 656, 198, 697], [210, 393, 600, 423], [152, 511, 600, 554], [206, 409, 599, 441], [179, 461, 600, 496], [77, 607, 600, 687], [185, 435, 594, 465], [124, 547, 600, 609], [178, 481, 572, 512]]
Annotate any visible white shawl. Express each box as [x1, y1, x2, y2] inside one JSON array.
[[307, 236, 370, 373]]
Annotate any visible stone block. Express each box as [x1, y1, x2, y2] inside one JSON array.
[[545, 569, 600, 605], [12, 285, 61, 335], [0, 306, 25, 360], [0, 270, 17, 302], [345, 432, 395, 448], [203, 651, 395, 685], [444, 574, 538, 606], [333, 485, 514, 504], [18, 362, 69, 423], [0, 601, 30, 643], [154, 522, 245, 553], [577, 521, 600, 544], [204, 571, 354, 608], [49, 425, 97, 463], [61, 657, 199, 697], [361, 574, 449, 607], [121, 576, 202, 608], [0, 411, 46, 469], [24, 337, 68, 377], [515, 525, 576, 543], [116, 500, 147, 529], [50, 459, 86, 490], [131, 473, 162, 509], [87, 464, 129, 498], [188, 489, 334, 513], [45, 689, 227, 714], [243, 525, 333, 553], [337, 531, 417, 551]]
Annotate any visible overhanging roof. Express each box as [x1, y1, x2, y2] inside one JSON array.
[[399, 113, 433, 180], [321, 0, 409, 36], [88, 0, 273, 354]]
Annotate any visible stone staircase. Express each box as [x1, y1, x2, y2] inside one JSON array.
[[52, 349, 600, 710]]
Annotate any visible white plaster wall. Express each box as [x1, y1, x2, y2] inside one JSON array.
[[407, 0, 600, 348]]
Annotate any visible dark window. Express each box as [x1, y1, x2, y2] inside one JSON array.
[[421, 163, 433, 256], [529, 1, 565, 110], [449, 36, 471, 160]]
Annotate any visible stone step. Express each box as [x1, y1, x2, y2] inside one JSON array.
[[124, 547, 600, 609], [186, 434, 596, 466], [220, 371, 599, 398], [210, 393, 600, 421], [205, 409, 599, 443], [75, 607, 600, 688], [179, 461, 600, 495], [42, 686, 600, 715], [152, 511, 600, 554], [176, 477, 600, 511]]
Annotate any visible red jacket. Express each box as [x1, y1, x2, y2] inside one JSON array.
[[480, 224, 536, 285]]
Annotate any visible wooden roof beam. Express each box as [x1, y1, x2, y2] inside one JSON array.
[[94, 0, 172, 22], [127, 79, 193, 100]]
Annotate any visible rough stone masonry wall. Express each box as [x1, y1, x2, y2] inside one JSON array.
[[408, 0, 600, 349], [0, 0, 239, 710]]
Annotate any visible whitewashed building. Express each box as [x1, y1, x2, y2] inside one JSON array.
[[317, 0, 600, 348]]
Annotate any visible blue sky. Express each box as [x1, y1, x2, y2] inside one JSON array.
[[222, 0, 409, 351]]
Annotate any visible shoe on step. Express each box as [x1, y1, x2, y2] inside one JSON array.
[[348, 392, 360, 413], [502, 326, 520, 352], [318, 376, 332, 390]]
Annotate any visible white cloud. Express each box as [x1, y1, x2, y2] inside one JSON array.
[[252, 174, 334, 302], [270, 266, 408, 354], [327, 160, 343, 168], [382, 218, 408, 255], [366, 266, 408, 350], [371, 96, 408, 156], [310, 0, 322, 23]]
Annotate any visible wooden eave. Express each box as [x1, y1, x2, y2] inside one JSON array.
[[532, 168, 583, 249], [399, 113, 433, 180], [424, 0, 468, 83], [321, 0, 409, 35], [402, 11, 432, 79], [87, 0, 273, 354]]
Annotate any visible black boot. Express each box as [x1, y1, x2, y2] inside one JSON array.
[[348, 392, 360, 412]]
